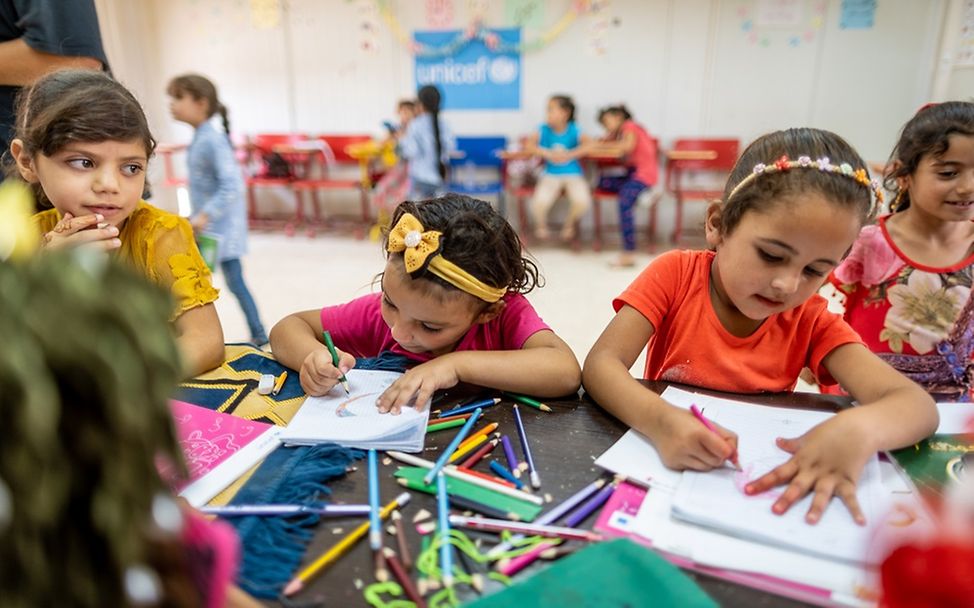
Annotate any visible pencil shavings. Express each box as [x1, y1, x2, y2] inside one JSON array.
[[382, 457, 392, 466], [415, 521, 436, 535], [412, 508, 431, 523], [332, 527, 344, 534], [544, 493, 553, 503]]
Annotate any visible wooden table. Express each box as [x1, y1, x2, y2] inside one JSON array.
[[267, 382, 850, 607]]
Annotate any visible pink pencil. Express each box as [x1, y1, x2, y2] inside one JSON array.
[[689, 404, 741, 470]]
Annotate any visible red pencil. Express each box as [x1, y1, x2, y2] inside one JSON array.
[[689, 404, 741, 470], [457, 465, 516, 488], [383, 548, 426, 608], [459, 438, 499, 469], [428, 412, 473, 426]]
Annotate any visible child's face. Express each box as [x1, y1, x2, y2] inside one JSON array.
[[706, 194, 860, 334], [600, 113, 624, 133], [380, 260, 487, 356], [397, 105, 415, 126], [546, 100, 569, 128], [168, 92, 209, 127], [903, 134, 974, 222], [15, 138, 147, 227]]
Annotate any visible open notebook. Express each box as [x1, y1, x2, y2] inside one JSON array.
[[280, 369, 430, 452], [168, 399, 283, 507], [597, 387, 888, 566]]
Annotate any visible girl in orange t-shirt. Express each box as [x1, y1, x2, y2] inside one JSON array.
[[584, 128, 938, 525]]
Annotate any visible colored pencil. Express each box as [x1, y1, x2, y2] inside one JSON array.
[[423, 408, 483, 485], [497, 540, 559, 576], [489, 461, 524, 489], [384, 548, 426, 608], [283, 492, 411, 596], [391, 510, 412, 571], [200, 504, 371, 517], [458, 465, 516, 489], [417, 535, 431, 596], [459, 438, 498, 469], [486, 477, 607, 558], [449, 433, 488, 463], [448, 515, 603, 542], [503, 391, 552, 412], [690, 404, 742, 470], [512, 405, 541, 489], [500, 434, 520, 478], [387, 450, 544, 505], [426, 418, 467, 433], [436, 473, 454, 588], [455, 546, 484, 594], [272, 371, 288, 395], [428, 412, 473, 426], [563, 478, 618, 527], [367, 449, 382, 552], [456, 422, 499, 450], [437, 397, 501, 418], [322, 330, 350, 394]]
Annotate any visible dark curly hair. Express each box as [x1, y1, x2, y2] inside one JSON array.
[[885, 101, 974, 212], [383, 193, 541, 302], [718, 127, 875, 236]]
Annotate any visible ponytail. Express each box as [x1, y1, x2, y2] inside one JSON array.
[[418, 85, 446, 180], [217, 102, 231, 140]]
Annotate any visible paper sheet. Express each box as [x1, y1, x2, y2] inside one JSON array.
[[280, 369, 430, 451], [935, 402, 974, 434]]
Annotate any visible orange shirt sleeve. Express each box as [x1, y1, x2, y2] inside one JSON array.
[[805, 297, 864, 386], [613, 249, 687, 331]]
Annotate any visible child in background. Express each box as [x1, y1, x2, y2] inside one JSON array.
[[372, 99, 418, 214], [398, 85, 455, 200], [584, 128, 937, 524], [270, 193, 581, 412], [167, 73, 268, 347], [0, 251, 257, 608], [9, 69, 224, 377], [525, 95, 593, 242], [593, 104, 658, 267], [830, 102, 974, 399]]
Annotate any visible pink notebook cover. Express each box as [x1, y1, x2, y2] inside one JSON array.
[[593, 481, 853, 607], [167, 400, 282, 507]]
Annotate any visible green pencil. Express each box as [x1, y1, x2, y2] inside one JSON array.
[[503, 391, 552, 412], [322, 330, 351, 394], [427, 418, 467, 433]]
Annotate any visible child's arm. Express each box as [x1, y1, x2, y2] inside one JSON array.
[[269, 309, 356, 396], [376, 329, 581, 414], [587, 130, 637, 158], [747, 343, 937, 523], [582, 305, 739, 470], [174, 303, 226, 377]]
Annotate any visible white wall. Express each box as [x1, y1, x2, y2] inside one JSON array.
[[95, 0, 956, 224]]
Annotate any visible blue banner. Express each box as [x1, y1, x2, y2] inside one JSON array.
[[414, 28, 521, 110]]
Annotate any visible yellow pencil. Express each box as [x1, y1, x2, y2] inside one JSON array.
[[272, 371, 288, 395], [283, 492, 411, 596], [454, 422, 499, 453], [449, 433, 489, 463]]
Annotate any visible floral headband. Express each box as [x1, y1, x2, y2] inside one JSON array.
[[726, 155, 884, 216], [387, 213, 507, 303]]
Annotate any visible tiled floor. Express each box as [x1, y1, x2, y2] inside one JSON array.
[[212, 231, 655, 372]]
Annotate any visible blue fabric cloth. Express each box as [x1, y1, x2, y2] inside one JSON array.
[[187, 120, 248, 261], [399, 112, 455, 187], [220, 258, 267, 343], [539, 122, 583, 176]]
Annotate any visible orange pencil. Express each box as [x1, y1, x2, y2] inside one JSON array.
[[455, 422, 499, 452], [428, 412, 473, 426]]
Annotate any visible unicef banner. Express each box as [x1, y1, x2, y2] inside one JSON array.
[[414, 28, 521, 110]]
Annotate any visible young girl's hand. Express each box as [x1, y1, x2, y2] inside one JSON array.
[[190, 212, 209, 232], [42, 212, 121, 250], [744, 414, 872, 525], [299, 347, 355, 396], [651, 403, 739, 471], [376, 356, 459, 415]]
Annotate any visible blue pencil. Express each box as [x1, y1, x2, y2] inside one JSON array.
[[436, 472, 454, 588], [437, 397, 500, 419], [423, 407, 483, 485], [512, 404, 541, 489], [367, 449, 381, 551], [489, 460, 525, 490]]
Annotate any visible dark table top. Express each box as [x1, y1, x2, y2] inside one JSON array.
[[265, 382, 852, 607]]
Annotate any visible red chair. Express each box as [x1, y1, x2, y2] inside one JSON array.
[[664, 138, 739, 243], [156, 143, 188, 188], [290, 134, 373, 237], [245, 133, 311, 230]]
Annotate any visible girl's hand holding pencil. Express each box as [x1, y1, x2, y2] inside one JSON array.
[[744, 412, 872, 526], [377, 355, 460, 415], [41, 212, 121, 251], [652, 403, 739, 472], [299, 345, 356, 396]]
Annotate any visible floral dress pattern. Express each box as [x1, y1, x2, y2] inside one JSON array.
[[831, 216, 974, 398]]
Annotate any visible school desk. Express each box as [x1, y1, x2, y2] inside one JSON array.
[[256, 380, 850, 607]]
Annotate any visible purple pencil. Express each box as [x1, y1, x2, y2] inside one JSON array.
[[564, 478, 619, 527], [500, 434, 520, 478]]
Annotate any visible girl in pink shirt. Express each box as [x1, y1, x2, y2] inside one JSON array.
[[271, 193, 581, 413]]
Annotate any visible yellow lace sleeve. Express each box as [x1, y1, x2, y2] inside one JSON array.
[[136, 208, 220, 319]]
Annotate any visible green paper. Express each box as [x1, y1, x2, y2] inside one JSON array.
[[468, 539, 717, 607], [394, 466, 542, 522], [195, 232, 220, 271], [891, 433, 973, 503]]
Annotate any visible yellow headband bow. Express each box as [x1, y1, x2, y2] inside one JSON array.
[[387, 213, 507, 303]]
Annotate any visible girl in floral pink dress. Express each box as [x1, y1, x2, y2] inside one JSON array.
[[831, 102, 974, 398]]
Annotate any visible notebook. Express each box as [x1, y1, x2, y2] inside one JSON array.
[[280, 369, 430, 452], [168, 399, 283, 507]]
